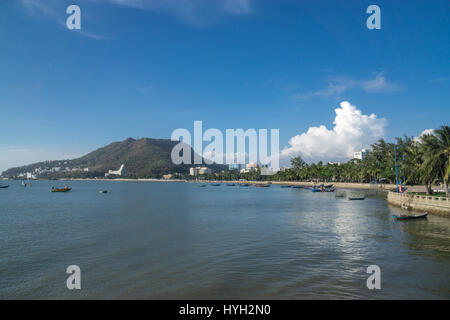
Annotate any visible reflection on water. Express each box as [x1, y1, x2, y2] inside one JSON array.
[[0, 181, 449, 299]]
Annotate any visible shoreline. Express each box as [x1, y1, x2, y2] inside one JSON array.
[[39, 178, 398, 191], [7, 177, 438, 193]]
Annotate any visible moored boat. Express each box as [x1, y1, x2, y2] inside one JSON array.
[[99, 190, 108, 194], [348, 194, 365, 200], [51, 187, 71, 193], [0, 185, 9, 189], [393, 212, 428, 220], [210, 183, 221, 186], [254, 184, 270, 187]]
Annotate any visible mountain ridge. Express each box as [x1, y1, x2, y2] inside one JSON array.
[[2, 138, 224, 178]]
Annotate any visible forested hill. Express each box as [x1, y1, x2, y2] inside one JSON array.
[[2, 138, 224, 178]]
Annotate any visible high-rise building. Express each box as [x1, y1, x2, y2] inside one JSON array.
[[353, 149, 368, 160]]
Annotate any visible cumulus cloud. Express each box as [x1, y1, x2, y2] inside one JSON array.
[[281, 101, 387, 163], [414, 128, 435, 142], [293, 73, 402, 99]]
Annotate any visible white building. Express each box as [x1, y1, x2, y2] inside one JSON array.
[[353, 149, 368, 160], [246, 162, 258, 169], [189, 167, 212, 176], [105, 164, 126, 177], [240, 162, 258, 174]]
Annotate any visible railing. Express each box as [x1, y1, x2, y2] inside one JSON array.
[[388, 191, 450, 210]]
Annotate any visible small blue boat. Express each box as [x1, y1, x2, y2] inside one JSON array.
[[393, 213, 428, 220]]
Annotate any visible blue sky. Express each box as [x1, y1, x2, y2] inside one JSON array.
[[0, 0, 449, 172]]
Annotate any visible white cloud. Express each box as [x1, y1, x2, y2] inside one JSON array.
[[21, 0, 253, 27], [362, 73, 402, 92], [223, 0, 252, 14], [414, 128, 434, 142], [107, 0, 253, 24], [293, 73, 402, 99], [281, 101, 387, 163]]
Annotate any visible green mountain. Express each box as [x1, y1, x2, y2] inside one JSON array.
[[2, 138, 224, 178]]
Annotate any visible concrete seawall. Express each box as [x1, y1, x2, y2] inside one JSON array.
[[387, 191, 450, 217]]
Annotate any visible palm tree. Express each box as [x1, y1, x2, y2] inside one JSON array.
[[427, 126, 450, 197], [420, 132, 447, 196]]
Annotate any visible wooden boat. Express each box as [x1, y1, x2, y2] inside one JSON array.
[[226, 183, 235, 186], [239, 183, 251, 187], [393, 212, 428, 220], [280, 185, 291, 188], [335, 190, 347, 197], [348, 194, 365, 200], [254, 184, 270, 187], [51, 187, 71, 193]]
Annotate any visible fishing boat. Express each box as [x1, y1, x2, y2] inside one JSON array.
[[254, 184, 270, 187], [51, 187, 71, 193], [311, 188, 322, 192], [292, 185, 303, 189], [393, 212, 428, 220], [239, 183, 251, 187], [210, 183, 221, 186], [197, 184, 207, 187], [0, 184, 9, 189], [99, 190, 108, 194], [280, 185, 291, 188], [226, 183, 236, 186], [348, 193, 365, 200]]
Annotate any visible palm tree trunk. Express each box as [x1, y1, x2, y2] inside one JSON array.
[[426, 182, 433, 195], [444, 179, 449, 198], [440, 170, 449, 198]]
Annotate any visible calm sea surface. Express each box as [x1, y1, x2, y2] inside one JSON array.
[[0, 180, 449, 299]]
